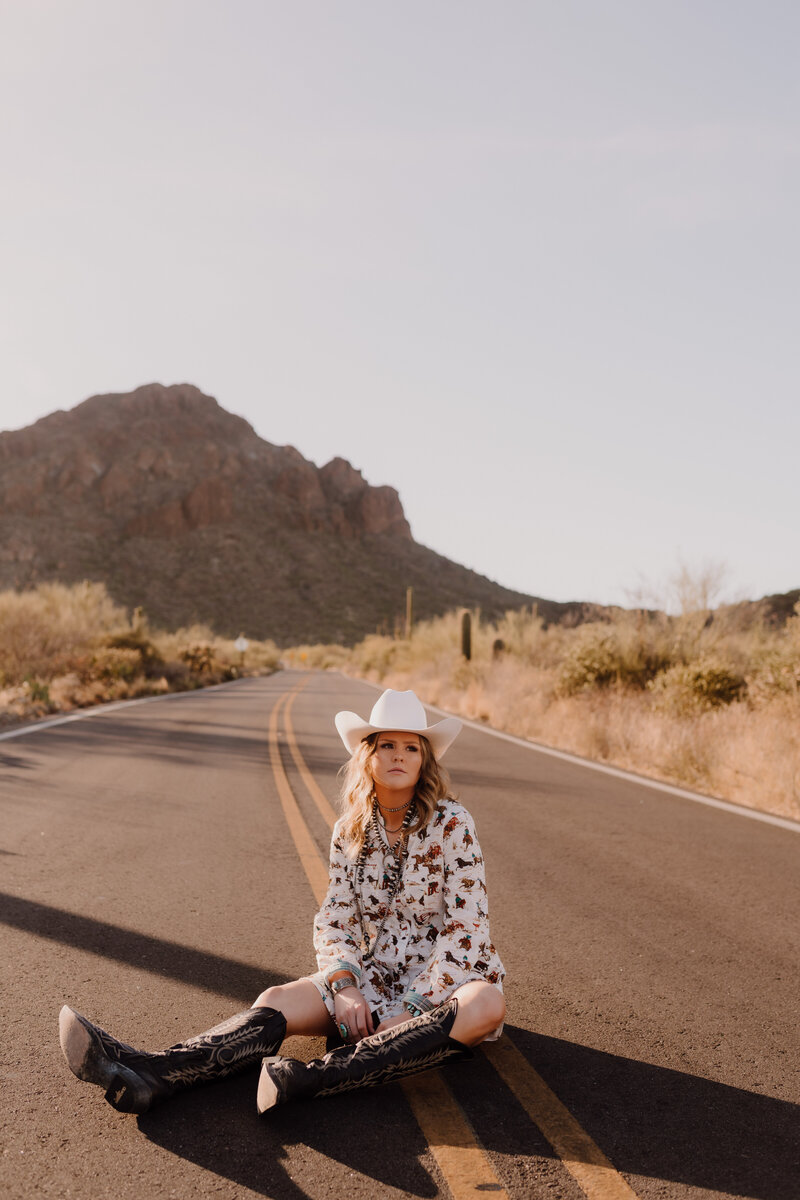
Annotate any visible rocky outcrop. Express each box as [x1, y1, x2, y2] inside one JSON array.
[[0, 383, 543, 643], [0, 384, 412, 545]]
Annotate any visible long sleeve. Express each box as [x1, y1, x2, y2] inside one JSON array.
[[402, 805, 501, 1011], [313, 823, 364, 985]]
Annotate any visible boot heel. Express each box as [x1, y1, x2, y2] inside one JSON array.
[[102, 1068, 154, 1115]]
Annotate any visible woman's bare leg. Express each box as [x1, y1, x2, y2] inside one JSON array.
[[253, 979, 336, 1038], [449, 981, 506, 1046], [253, 978, 505, 1043]]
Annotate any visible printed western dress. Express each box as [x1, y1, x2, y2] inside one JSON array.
[[311, 797, 505, 1039]]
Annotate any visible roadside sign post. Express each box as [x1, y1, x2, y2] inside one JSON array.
[[234, 634, 249, 670]]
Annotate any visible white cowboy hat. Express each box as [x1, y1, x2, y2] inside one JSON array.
[[335, 689, 462, 760]]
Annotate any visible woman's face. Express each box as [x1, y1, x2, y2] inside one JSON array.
[[370, 731, 423, 793]]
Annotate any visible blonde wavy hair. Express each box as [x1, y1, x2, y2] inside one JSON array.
[[338, 732, 455, 854]]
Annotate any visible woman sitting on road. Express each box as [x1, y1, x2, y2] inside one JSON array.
[[59, 689, 506, 1115]]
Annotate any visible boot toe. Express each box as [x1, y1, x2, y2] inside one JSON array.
[[58, 1006, 155, 1113], [59, 1006, 107, 1085], [256, 1057, 282, 1115]]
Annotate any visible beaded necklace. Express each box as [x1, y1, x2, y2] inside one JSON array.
[[377, 799, 411, 813], [356, 798, 415, 964]]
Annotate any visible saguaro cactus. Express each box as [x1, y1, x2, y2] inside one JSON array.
[[461, 611, 472, 661]]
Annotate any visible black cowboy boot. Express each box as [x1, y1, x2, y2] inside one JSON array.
[[257, 998, 469, 1114], [59, 1005, 287, 1114]]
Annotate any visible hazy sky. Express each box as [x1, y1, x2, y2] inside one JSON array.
[[1, 1, 798, 608]]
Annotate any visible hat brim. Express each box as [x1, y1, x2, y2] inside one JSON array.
[[334, 710, 462, 760]]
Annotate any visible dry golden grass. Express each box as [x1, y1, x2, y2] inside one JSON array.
[[0, 582, 280, 727], [293, 603, 800, 822]]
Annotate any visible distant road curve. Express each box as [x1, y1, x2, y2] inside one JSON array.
[[7, 673, 796, 834]]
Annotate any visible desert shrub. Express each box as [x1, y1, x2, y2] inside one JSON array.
[[411, 610, 491, 661], [103, 631, 165, 676], [87, 647, 142, 683], [23, 677, 52, 706], [232, 638, 281, 673], [153, 625, 280, 676], [341, 609, 501, 682], [557, 615, 675, 696], [648, 657, 747, 715], [154, 623, 217, 662], [493, 608, 549, 665], [746, 649, 800, 701], [558, 626, 620, 694], [0, 581, 127, 683], [181, 644, 215, 674], [283, 644, 349, 670], [350, 633, 410, 679], [0, 583, 281, 723], [75, 648, 141, 686], [742, 607, 800, 701], [157, 659, 193, 687]]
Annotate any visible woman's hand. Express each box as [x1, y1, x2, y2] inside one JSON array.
[[333, 987, 374, 1042], [375, 1013, 411, 1034]]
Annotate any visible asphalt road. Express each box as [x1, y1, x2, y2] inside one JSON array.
[[1, 670, 798, 1200]]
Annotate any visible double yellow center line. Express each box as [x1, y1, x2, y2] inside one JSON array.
[[268, 679, 638, 1200]]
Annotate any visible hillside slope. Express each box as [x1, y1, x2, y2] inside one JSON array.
[[0, 383, 580, 643]]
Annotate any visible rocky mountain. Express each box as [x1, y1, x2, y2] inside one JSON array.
[[725, 589, 800, 628], [0, 383, 586, 644]]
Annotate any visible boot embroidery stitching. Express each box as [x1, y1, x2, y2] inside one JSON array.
[[261, 1001, 466, 1108], [316, 1046, 462, 1098], [63, 1006, 287, 1113]]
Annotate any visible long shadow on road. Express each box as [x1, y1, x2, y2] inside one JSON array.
[[1, 685, 279, 782], [139, 1025, 800, 1200], [0, 892, 288, 1001], [2, 889, 436, 1196], [506, 1026, 799, 1200], [24, 712, 271, 770], [141, 1071, 441, 1199]]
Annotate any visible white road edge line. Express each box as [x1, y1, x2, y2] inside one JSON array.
[[345, 674, 800, 835], [0, 676, 257, 742]]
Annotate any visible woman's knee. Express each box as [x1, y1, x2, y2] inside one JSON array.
[[252, 984, 288, 1011], [252, 978, 333, 1037], [471, 983, 505, 1030], [451, 981, 506, 1044]]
